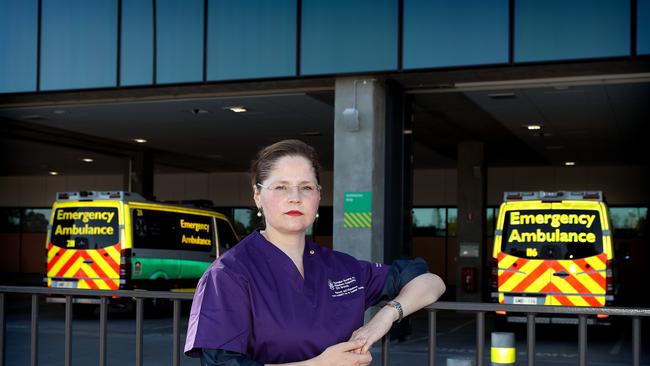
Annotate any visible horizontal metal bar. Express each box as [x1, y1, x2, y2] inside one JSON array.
[[0, 286, 194, 300], [425, 301, 650, 317]]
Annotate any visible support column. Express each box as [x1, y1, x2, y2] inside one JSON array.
[[456, 142, 486, 302], [123, 151, 154, 200], [333, 78, 386, 263]]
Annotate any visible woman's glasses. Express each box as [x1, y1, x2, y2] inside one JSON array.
[[257, 182, 321, 198]]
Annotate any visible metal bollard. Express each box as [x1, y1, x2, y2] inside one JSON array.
[[447, 358, 475, 366], [491, 332, 515, 365]]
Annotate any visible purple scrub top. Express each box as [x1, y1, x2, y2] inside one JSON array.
[[184, 231, 390, 364]]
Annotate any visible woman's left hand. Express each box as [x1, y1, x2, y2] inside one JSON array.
[[348, 305, 398, 353]]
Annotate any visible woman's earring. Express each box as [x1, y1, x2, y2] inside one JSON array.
[[257, 208, 263, 217], [315, 212, 319, 219]]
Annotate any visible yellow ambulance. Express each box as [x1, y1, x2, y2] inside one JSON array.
[[491, 191, 614, 312], [46, 191, 238, 295]]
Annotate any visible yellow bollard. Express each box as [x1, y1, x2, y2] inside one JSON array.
[[491, 332, 515, 365]]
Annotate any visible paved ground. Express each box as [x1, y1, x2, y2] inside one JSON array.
[[2, 294, 649, 365]]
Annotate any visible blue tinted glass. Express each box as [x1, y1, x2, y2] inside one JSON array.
[[156, 0, 204, 84], [0, 0, 38, 93], [403, 0, 508, 69], [301, 0, 397, 75], [41, 0, 118, 91], [121, 0, 153, 86], [515, 0, 630, 62], [207, 0, 296, 81], [639, 0, 650, 55]]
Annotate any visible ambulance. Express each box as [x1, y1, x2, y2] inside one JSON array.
[[45, 191, 238, 299], [491, 191, 614, 319]]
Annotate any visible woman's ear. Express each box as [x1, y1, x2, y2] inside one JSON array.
[[253, 186, 261, 207]]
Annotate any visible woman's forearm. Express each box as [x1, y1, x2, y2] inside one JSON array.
[[391, 273, 445, 319]]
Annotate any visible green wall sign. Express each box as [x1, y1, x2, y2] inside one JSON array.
[[343, 192, 372, 228]]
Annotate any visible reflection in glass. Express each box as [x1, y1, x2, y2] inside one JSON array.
[[121, 0, 153, 86], [156, 0, 203, 84], [22, 209, 51, 233], [0, 0, 38, 93], [41, 0, 117, 90], [447, 208, 458, 237]]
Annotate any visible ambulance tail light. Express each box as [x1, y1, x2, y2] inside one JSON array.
[[605, 260, 614, 305], [597, 314, 609, 319], [119, 249, 132, 289], [496, 310, 507, 315]]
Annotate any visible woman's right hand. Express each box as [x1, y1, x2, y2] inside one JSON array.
[[312, 340, 372, 366]]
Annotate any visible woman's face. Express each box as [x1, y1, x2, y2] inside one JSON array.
[[254, 155, 320, 236]]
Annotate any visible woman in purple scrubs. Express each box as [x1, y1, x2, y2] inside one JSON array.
[[185, 140, 445, 365]]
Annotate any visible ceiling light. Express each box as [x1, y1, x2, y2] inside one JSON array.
[[403, 129, 413, 135], [49, 171, 59, 176], [564, 161, 576, 166], [133, 138, 147, 144], [53, 110, 66, 114], [225, 106, 247, 113], [82, 158, 94, 163], [526, 124, 542, 130]]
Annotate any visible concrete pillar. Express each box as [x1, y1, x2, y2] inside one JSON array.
[[456, 142, 486, 302], [333, 77, 386, 263], [124, 151, 154, 200]]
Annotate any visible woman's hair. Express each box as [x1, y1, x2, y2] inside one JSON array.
[[250, 139, 321, 187]]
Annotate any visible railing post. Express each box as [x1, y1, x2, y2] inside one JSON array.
[[64, 296, 72, 366], [136, 298, 144, 366], [30, 294, 39, 366], [382, 334, 390, 366], [632, 317, 640, 366], [173, 300, 181, 366], [578, 315, 587, 366], [428, 310, 437, 366], [99, 297, 108, 366], [0, 292, 5, 366], [526, 313, 535, 366], [476, 311, 485, 366]]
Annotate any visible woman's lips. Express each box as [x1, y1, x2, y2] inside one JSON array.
[[285, 210, 303, 216]]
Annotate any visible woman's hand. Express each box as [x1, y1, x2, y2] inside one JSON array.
[[348, 306, 397, 354], [311, 339, 372, 366]]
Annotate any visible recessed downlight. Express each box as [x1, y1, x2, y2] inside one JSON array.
[[564, 161, 576, 166], [526, 124, 542, 130], [49, 171, 59, 176], [82, 158, 94, 163], [224, 106, 248, 113], [133, 138, 148, 144], [53, 110, 66, 115]]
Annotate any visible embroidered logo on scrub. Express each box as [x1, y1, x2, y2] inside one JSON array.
[[328, 276, 364, 298]]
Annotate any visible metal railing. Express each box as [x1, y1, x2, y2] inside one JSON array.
[[2, 286, 649, 366]]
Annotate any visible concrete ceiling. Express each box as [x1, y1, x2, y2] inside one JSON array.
[[1, 78, 649, 176]]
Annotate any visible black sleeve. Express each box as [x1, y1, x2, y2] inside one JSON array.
[[200, 349, 263, 366], [380, 257, 429, 300]]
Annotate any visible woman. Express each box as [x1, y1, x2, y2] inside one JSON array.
[[185, 140, 445, 366]]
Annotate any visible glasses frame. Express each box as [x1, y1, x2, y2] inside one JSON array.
[[256, 182, 322, 197]]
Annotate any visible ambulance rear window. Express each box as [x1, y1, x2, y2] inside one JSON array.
[[501, 209, 603, 259], [51, 207, 119, 249]]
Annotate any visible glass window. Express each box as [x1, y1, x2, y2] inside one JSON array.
[[51, 207, 119, 249], [232, 208, 263, 235], [639, 0, 650, 55], [207, 0, 296, 81], [610, 207, 648, 237], [515, 0, 630, 62], [0, 208, 22, 233], [0, 0, 38, 93], [22, 208, 51, 233], [300, 0, 397, 75], [132, 208, 214, 252], [447, 208, 458, 237], [121, 0, 153, 86], [412, 208, 446, 236], [501, 209, 603, 259], [156, 0, 204, 84], [403, 0, 508, 69], [216, 218, 239, 251], [41, 0, 118, 91]]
